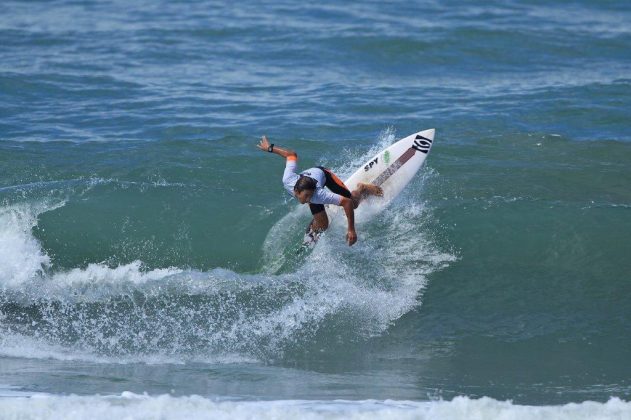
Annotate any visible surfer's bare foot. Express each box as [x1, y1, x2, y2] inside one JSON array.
[[357, 183, 383, 197]]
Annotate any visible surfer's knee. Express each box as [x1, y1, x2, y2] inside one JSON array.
[[311, 212, 329, 231]]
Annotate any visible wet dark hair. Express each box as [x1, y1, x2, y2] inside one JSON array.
[[294, 175, 317, 193]]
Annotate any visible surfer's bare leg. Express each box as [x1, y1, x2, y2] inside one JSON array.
[[350, 183, 383, 208], [309, 211, 329, 232]]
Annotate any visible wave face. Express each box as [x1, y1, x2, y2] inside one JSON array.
[[2, 0, 631, 407]]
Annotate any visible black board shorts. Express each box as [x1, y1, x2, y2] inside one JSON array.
[[309, 167, 352, 215]]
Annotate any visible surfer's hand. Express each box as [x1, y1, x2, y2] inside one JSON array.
[[257, 136, 270, 152], [346, 229, 357, 246]]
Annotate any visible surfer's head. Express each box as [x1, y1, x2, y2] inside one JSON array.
[[294, 176, 316, 203]]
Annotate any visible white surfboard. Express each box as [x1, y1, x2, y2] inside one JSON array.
[[302, 128, 435, 247], [345, 128, 435, 211]]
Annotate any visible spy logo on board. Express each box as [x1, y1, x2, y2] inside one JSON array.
[[412, 135, 432, 154], [364, 157, 378, 172]]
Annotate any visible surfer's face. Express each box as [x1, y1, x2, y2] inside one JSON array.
[[294, 189, 314, 204]]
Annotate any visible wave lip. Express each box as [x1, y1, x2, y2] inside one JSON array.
[[0, 393, 628, 420]]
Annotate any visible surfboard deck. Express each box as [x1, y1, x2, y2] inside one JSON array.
[[302, 128, 435, 247]]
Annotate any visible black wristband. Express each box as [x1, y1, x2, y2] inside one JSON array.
[[268, 144, 274, 153]]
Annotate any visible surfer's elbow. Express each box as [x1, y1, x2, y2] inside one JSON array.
[[340, 197, 354, 211]]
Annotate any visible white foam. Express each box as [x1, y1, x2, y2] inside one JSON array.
[[0, 201, 60, 287], [0, 330, 254, 365], [0, 393, 628, 420]]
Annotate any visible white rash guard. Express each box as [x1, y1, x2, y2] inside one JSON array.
[[282, 157, 342, 205]]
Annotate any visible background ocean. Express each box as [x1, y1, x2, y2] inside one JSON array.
[[1, 0, 630, 418]]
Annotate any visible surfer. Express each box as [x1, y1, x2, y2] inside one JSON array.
[[258, 135, 382, 246]]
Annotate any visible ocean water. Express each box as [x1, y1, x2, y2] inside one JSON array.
[[1, 0, 631, 418]]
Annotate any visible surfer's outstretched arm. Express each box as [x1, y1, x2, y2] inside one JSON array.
[[257, 136, 297, 160], [340, 197, 357, 246]]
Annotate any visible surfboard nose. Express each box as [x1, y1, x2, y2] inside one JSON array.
[[421, 128, 435, 140]]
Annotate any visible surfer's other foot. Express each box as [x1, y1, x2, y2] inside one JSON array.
[[358, 183, 383, 197]]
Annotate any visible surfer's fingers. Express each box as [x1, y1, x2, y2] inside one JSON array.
[[346, 230, 357, 246], [257, 136, 269, 150]]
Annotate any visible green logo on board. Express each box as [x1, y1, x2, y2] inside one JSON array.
[[383, 150, 390, 164]]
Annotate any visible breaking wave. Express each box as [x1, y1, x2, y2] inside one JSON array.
[[0, 131, 452, 364]]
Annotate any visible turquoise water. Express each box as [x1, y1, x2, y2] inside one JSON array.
[[1, 0, 631, 417]]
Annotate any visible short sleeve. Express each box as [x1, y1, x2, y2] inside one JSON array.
[[310, 188, 343, 205], [282, 156, 299, 195]]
